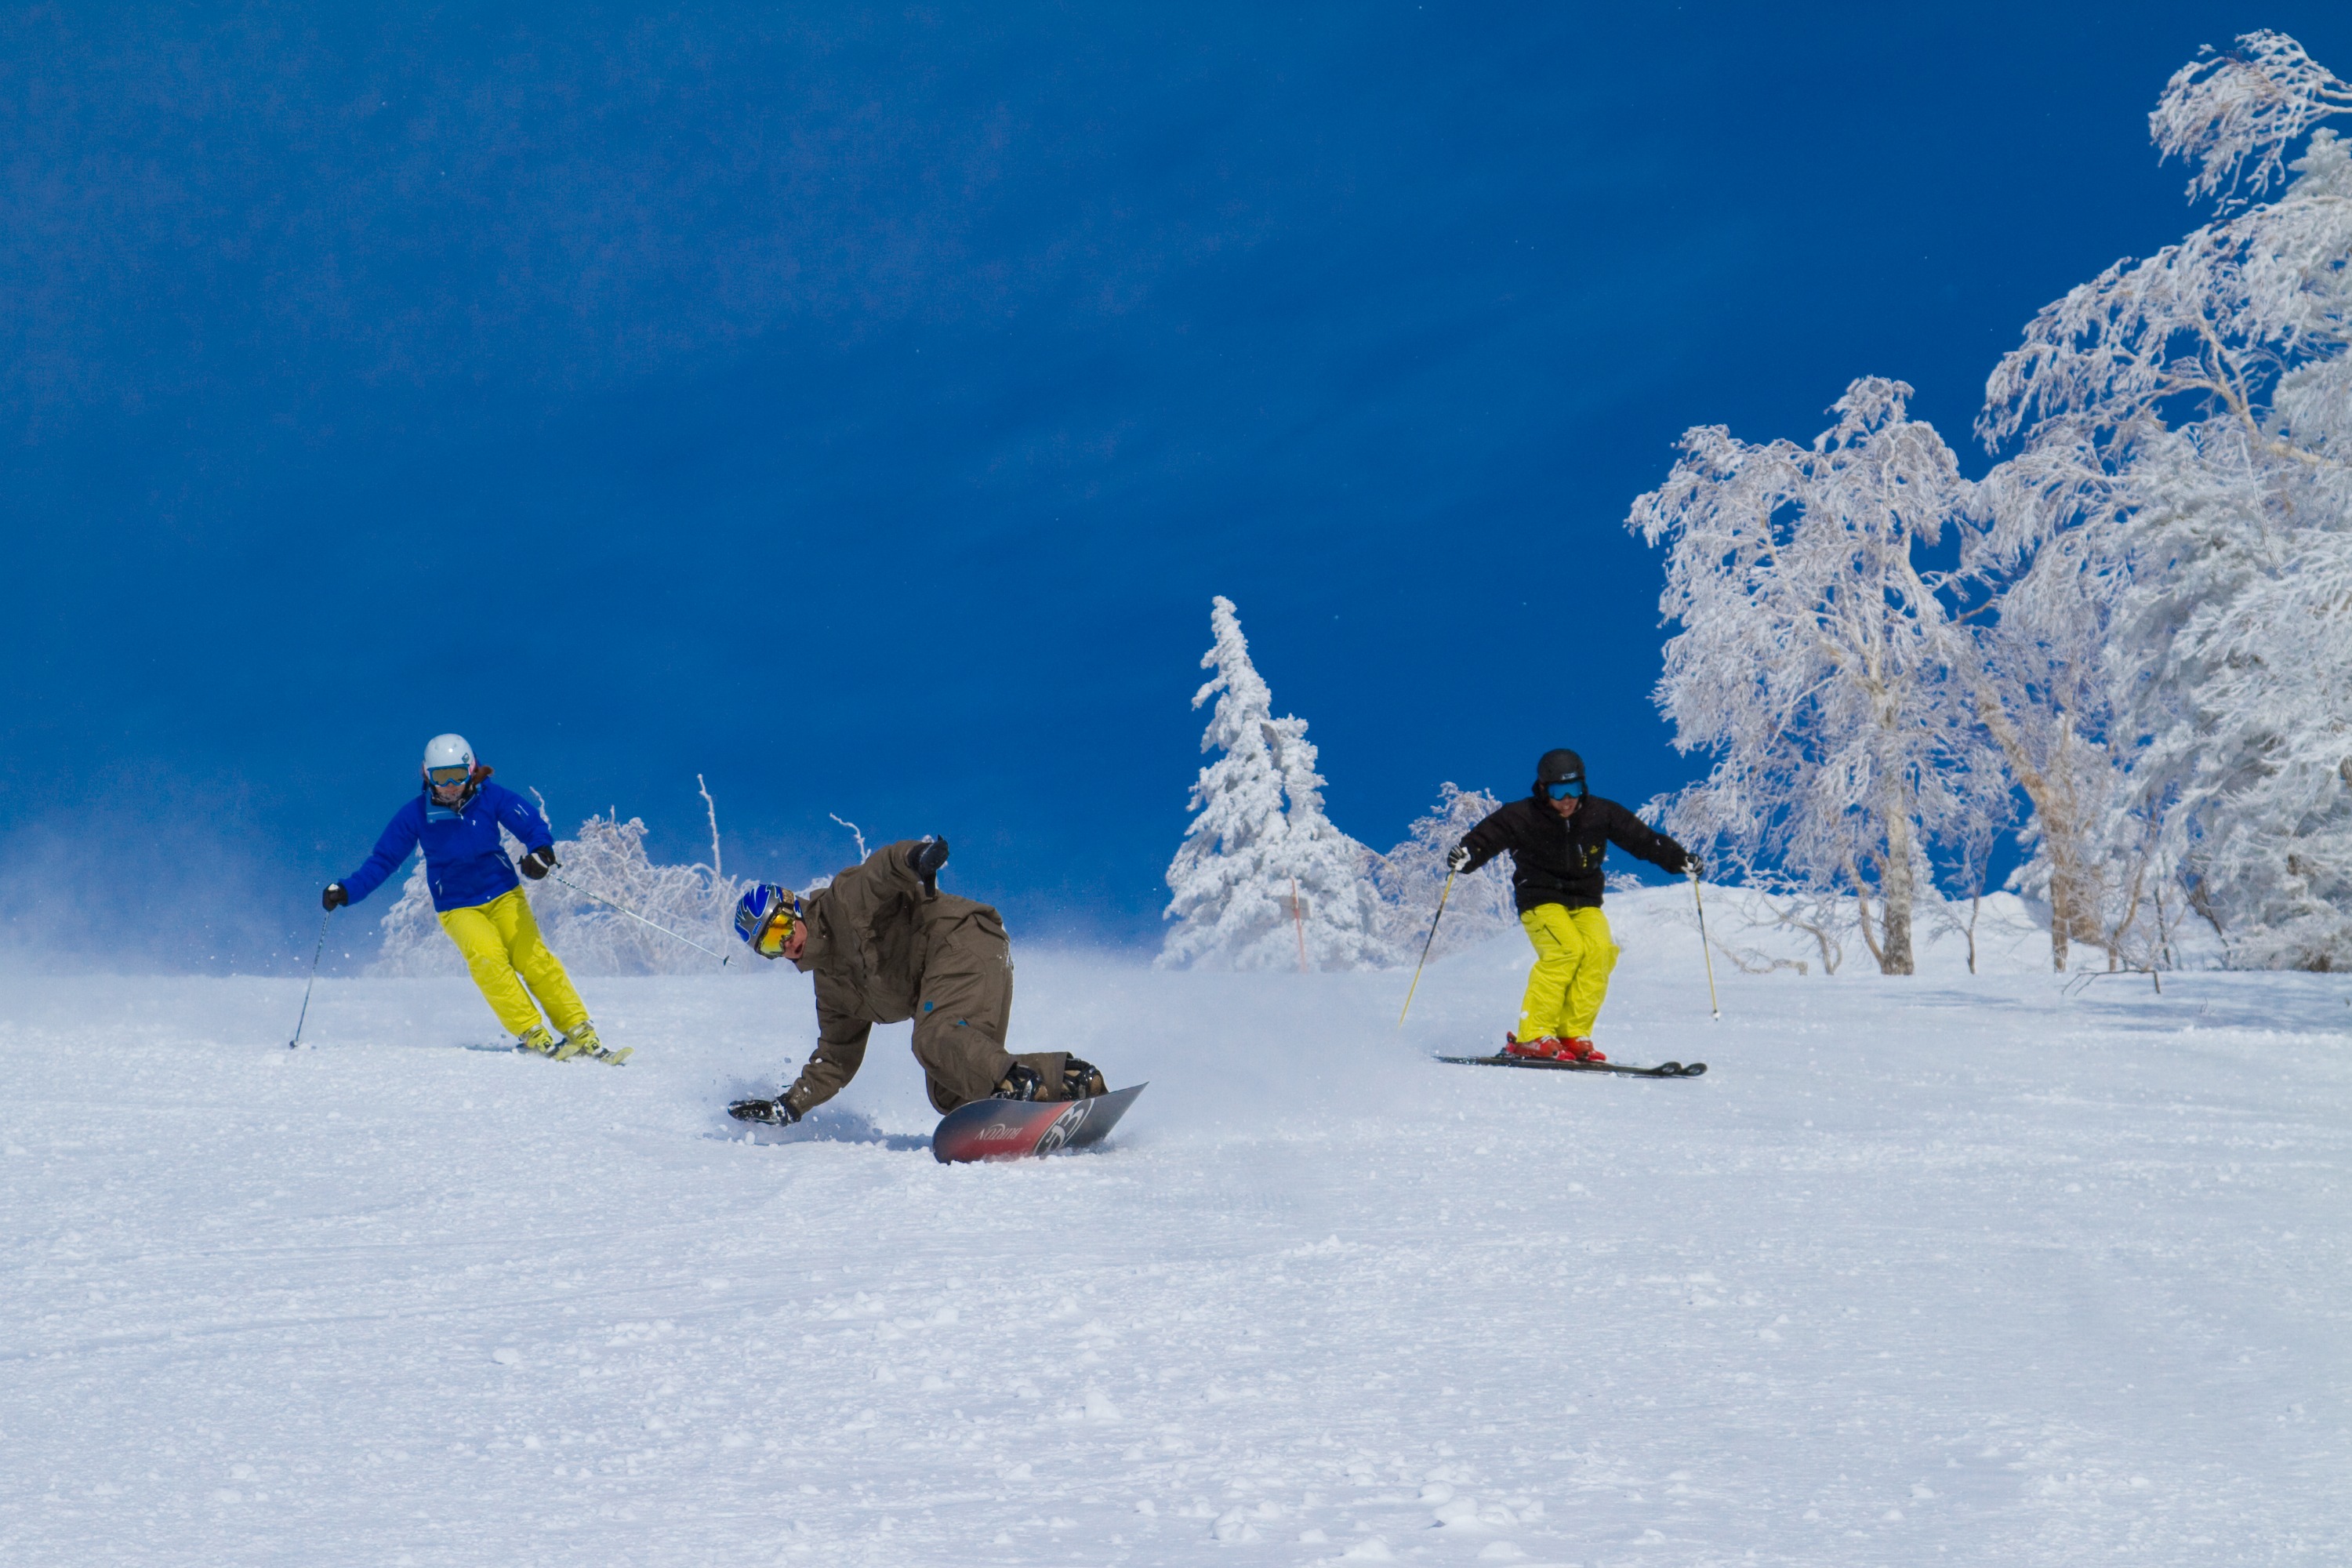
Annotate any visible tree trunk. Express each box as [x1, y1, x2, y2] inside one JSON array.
[[1973, 698, 2092, 973], [1878, 793, 1916, 976]]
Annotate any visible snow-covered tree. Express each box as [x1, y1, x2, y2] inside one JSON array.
[[1629, 378, 2011, 975], [1958, 453, 2140, 971], [1371, 783, 1515, 962], [1979, 31, 2352, 969], [1160, 596, 1385, 971]]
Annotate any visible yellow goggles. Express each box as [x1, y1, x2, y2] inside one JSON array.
[[426, 764, 473, 789], [753, 908, 797, 957]]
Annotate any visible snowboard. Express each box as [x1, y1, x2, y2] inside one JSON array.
[[1437, 1053, 1707, 1079], [931, 1083, 1146, 1164]]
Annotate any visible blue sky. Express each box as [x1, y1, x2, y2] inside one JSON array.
[[4, 3, 2347, 967]]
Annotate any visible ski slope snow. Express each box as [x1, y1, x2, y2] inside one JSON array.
[[2, 886, 2346, 1566]]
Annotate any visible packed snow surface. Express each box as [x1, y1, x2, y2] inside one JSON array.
[[3, 887, 2346, 1566]]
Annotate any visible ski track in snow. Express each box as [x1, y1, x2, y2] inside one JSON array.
[[2, 888, 2347, 1566]]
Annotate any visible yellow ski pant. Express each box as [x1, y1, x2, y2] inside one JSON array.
[[437, 887, 590, 1040], [1517, 903, 1618, 1041]]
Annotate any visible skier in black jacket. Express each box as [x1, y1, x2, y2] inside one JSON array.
[[1448, 749, 1697, 1062]]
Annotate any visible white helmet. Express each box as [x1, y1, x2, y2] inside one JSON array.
[[422, 733, 477, 793]]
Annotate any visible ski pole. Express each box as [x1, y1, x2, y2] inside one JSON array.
[[545, 871, 732, 965], [1396, 869, 1457, 1026], [288, 908, 331, 1050], [1690, 866, 1720, 1021]]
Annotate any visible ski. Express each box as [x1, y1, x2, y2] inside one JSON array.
[[470, 1040, 632, 1064], [1436, 1054, 1707, 1079], [932, 1083, 1146, 1163]]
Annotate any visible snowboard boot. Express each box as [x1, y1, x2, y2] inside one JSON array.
[[560, 1024, 631, 1066], [728, 1096, 800, 1126], [993, 1063, 1045, 1102], [1062, 1056, 1108, 1100], [517, 1024, 562, 1058]]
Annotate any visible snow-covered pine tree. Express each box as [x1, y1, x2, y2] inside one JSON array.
[[1160, 596, 1385, 970], [1979, 31, 2352, 969], [1629, 378, 2011, 975], [1372, 783, 1515, 962]]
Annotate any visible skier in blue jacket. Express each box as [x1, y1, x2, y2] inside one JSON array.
[[323, 734, 619, 1062]]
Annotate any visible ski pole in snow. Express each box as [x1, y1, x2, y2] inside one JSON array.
[[288, 908, 331, 1049], [546, 872, 732, 966], [1689, 866, 1720, 1021], [1396, 869, 1457, 1026]]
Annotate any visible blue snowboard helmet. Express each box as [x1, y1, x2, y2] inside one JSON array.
[[734, 883, 804, 959]]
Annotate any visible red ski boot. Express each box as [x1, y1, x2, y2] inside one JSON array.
[[1502, 1033, 1607, 1063]]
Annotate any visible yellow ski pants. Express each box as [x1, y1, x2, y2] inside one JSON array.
[[437, 887, 590, 1040], [1517, 903, 1618, 1041]]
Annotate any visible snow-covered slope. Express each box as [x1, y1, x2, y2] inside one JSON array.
[[3, 887, 2346, 1565]]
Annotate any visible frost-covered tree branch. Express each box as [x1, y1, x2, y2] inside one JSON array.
[[2153, 30, 2352, 208]]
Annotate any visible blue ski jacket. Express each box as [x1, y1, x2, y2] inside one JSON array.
[[341, 778, 555, 913]]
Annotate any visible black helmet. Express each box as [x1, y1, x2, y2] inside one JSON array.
[[1534, 749, 1585, 789]]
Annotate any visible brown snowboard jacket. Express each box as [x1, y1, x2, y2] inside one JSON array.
[[782, 840, 1062, 1116]]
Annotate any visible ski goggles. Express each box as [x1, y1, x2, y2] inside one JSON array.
[[1544, 779, 1586, 800], [735, 885, 804, 957], [751, 906, 798, 958], [426, 764, 474, 790]]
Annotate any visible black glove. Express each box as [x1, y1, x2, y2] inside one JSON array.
[[727, 1097, 801, 1126], [321, 883, 347, 911], [1683, 853, 1706, 880], [908, 837, 949, 894], [518, 846, 558, 880], [1446, 845, 1472, 873]]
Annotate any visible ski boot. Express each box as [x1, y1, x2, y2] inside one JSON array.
[[728, 1096, 800, 1126], [1062, 1056, 1108, 1100], [560, 1024, 631, 1066], [1503, 1033, 1606, 1063], [517, 1024, 563, 1058], [993, 1063, 1045, 1102]]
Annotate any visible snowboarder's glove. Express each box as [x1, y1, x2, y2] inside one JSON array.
[[908, 837, 949, 895], [727, 1097, 800, 1126], [321, 882, 347, 911], [1446, 845, 1472, 873], [518, 846, 558, 880]]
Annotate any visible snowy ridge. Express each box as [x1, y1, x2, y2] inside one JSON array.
[[5, 891, 2346, 1565]]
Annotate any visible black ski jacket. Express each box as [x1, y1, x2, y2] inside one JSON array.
[[1456, 794, 1691, 913]]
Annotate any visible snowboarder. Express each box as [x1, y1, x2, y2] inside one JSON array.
[[726, 837, 1106, 1126], [321, 735, 619, 1062], [1447, 748, 1697, 1062]]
